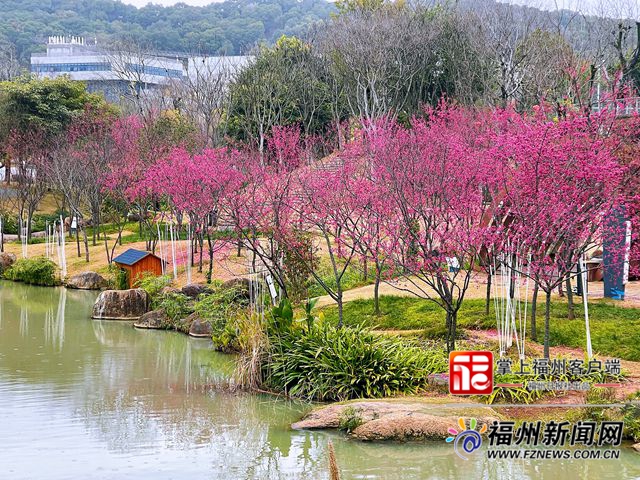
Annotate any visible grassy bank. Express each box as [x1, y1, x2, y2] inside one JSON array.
[[319, 296, 640, 361]]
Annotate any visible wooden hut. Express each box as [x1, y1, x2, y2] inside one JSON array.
[[113, 248, 163, 288]]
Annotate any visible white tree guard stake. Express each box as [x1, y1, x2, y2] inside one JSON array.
[[19, 217, 27, 259], [186, 224, 192, 285], [58, 215, 67, 278], [491, 249, 528, 360], [156, 223, 166, 275], [169, 222, 178, 280], [580, 256, 593, 359]]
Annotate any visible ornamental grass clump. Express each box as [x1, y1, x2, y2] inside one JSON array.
[[263, 322, 447, 401]]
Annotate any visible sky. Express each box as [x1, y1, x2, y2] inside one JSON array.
[[119, 0, 639, 18]]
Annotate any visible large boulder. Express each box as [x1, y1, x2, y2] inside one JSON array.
[[189, 317, 213, 337], [92, 288, 149, 320], [65, 271, 107, 290], [292, 401, 499, 441], [181, 283, 212, 299], [0, 252, 16, 273], [134, 309, 168, 329]]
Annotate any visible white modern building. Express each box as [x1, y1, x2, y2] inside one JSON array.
[[30, 36, 186, 101]]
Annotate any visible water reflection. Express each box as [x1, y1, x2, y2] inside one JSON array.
[[0, 281, 638, 480]]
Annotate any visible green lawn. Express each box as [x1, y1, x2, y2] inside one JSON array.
[[308, 258, 376, 297], [319, 295, 640, 361]]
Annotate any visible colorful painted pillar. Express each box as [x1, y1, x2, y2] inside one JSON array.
[[603, 206, 631, 300]]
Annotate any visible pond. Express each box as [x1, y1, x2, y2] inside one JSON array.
[[0, 281, 638, 479]]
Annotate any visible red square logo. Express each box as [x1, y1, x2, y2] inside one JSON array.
[[449, 351, 493, 395]]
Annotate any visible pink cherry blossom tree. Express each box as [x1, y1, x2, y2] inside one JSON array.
[[144, 146, 242, 281], [368, 104, 497, 351], [489, 103, 629, 358]]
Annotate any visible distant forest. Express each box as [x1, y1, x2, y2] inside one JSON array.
[[0, 0, 335, 62]]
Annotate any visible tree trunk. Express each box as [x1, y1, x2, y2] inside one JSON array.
[[446, 309, 458, 353], [544, 290, 551, 359], [83, 226, 89, 262], [76, 223, 81, 258], [362, 257, 368, 281], [337, 293, 344, 328], [237, 237, 242, 257], [485, 272, 492, 316], [207, 232, 214, 283], [373, 272, 381, 316], [5, 158, 11, 185], [198, 233, 204, 273], [565, 273, 575, 320], [531, 283, 539, 341]]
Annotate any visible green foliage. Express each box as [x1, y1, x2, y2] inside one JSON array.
[[338, 406, 364, 433], [483, 373, 545, 405], [3, 256, 58, 286], [271, 298, 294, 331], [320, 296, 640, 361], [226, 35, 343, 144], [584, 387, 618, 422], [622, 403, 640, 442], [335, 0, 385, 14], [135, 274, 172, 308], [114, 268, 129, 290], [264, 322, 448, 401], [157, 292, 193, 322], [0, 76, 104, 138], [0, 212, 67, 235], [303, 297, 319, 331], [307, 258, 372, 297], [194, 285, 248, 350], [0, 0, 336, 63]]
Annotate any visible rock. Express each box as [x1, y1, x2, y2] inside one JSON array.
[[351, 413, 462, 441], [221, 277, 251, 301], [633, 443, 640, 453], [134, 309, 168, 329], [160, 286, 180, 296], [166, 311, 199, 334], [189, 317, 213, 337], [292, 401, 499, 441], [92, 288, 149, 320], [0, 252, 16, 273], [65, 271, 107, 290], [181, 283, 212, 299], [292, 402, 424, 430]]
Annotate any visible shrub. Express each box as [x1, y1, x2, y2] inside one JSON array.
[[264, 322, 448, 401], [115, 268, 129, 290], [158, 292, 193, 323], [4, 257, 59, 286], [338, 406, 364, 433], [194, 286, 247, 350], [622, 403, 640, 442], [135, 273, 172, 308]]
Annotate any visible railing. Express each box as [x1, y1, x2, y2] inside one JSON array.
[[591, 97, 640, 117]]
